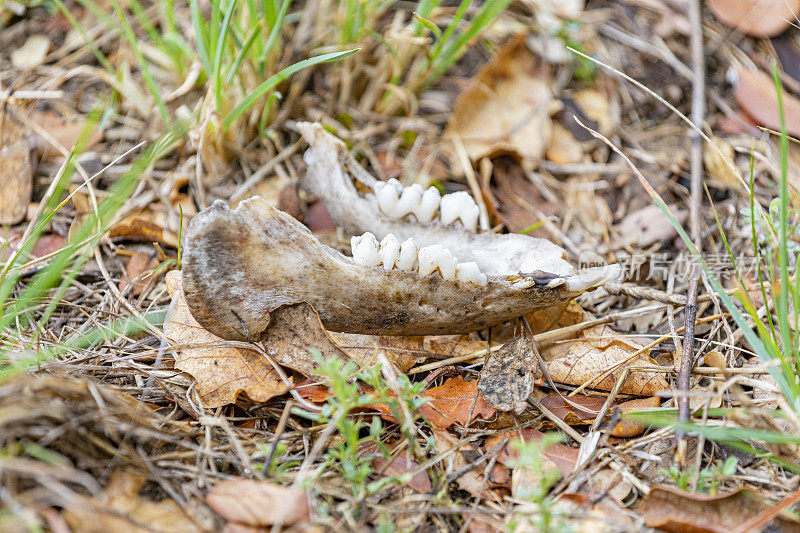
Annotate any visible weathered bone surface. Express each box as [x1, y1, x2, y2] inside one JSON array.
[[182, 197, 594, 340], [297, 122, 577, 278]]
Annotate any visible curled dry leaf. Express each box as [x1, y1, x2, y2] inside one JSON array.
[[641, 485, 800, 533], [540, 325, 669, 396], [164, 271, 289, 407], [445, 34, 553, 162], [612, 396, 661, 438], [31, 110, 103, 160], [478, 335, 534, 412], [0, 116, 32, 225], [63, 470, 201, 533], [206, 478, 310, 527], [703, 136, 742, 190], [707, 0, 800, 37], [734, 66, 800, 138]]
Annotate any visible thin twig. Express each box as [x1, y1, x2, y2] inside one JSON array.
[[677, 0, 706, 465]]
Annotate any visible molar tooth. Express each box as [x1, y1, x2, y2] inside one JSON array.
[[378, 234, 401, 270], [437, 249, 458, 281], [417, 245, 442, 277], [396, 183, 423, 217], [414, 186, 441, 222], [439, 191, 479, 230], [374, 180, 401, 217], [395, 237, 418, 271], [351, 232, 380, 267], [456, 262, 487, 286]]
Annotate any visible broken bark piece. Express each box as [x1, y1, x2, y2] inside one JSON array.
[[182, 197, 603, 339]]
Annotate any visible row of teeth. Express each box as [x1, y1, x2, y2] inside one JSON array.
[[351, 232, 487, 286], [373, 179, 480, 232]]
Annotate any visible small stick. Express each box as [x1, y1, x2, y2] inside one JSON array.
[[677, 0, 706, 466]]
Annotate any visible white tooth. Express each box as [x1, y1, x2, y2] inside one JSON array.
[[417, 245, 442, 277], [414, 186, 441, 222], [564, 264, 622, 292], [386, 178, 403, 192], [545, 277, 566, 289], [396, 238, 418, 271], [456, 262, 487, 286], [374, 181, 401, 217], [440, 191, 478, 230], [351, 232, 380, 267], [460, 201, 479, 232], [396, 183, 423, 217], [439, 193, 461, 225], [436, 248, 458, 280], [378, 234, 400, 270]]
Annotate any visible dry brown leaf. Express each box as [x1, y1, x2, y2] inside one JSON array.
[[371, 451, 432, 493], [206, 478, 310, 527], [485, 161, 557, 236], [734, 66, 800, 138], [612, 396, 661, 438], [478, 336, 533, 412], [63, 470, 201, 533], [572, 88, 616, 137], [641, 485, 800, 532], [445, 34, 553, 162], [526, 299, 585, 335], [707, 0, 800, 37], [703, 136, 742, 189], [0, 116, 32, 225], [121, 251, 159, 296], [540, 394, 605, 425], [328, 332, 426, 372], [31, 110, 103, 160], [373, 376, 497, 429], [11, 34, 50, 69], [612, 204, 687, 249], [109, 210, 181, 248], [164, 271, 289, 407], [485, 428, 578, 475], [540, 325, 669, 396], [545, 123, 584, 164], [420, 376, 497, 429]]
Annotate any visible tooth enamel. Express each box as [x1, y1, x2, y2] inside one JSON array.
[[564, 264, 622, 292], [396, 237, 418, 271], [413, 186, 441, 222], [417, 245, 457, 280], [396, 183, 423, 217], [378, 234, 401, 270], [374, 181, 401, 217], [439, 191, 479, 231], [351, 232, 380, 267], [417, 245, 440, 277], [456, 262, 487, 286], [545, 277, 566, 289]]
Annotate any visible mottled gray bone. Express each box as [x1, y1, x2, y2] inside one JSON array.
[[182, 197, 586, 340], [297, 122, 575, 277]]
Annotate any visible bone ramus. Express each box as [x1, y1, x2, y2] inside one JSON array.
[[181, 197, 587, 340]]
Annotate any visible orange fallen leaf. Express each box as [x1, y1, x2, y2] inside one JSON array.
[[485, 428, 578, 476], [121, 251, 160, 296], [419, 376, 497, 429], [734, 66, 800, 138], [445, 34, 553, 162], [540, 394, 605, 425], [206, 478, 310, 527], [612, 396, 660, 438], [707, 0, 800, 38], [164, 271, 289, 407]]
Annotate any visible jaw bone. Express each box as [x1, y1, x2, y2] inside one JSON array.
[[297, 121, 580, 279], [181, 197, 593, 341]]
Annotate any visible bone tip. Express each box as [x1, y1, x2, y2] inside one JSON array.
[[564, 264, 622, 292]]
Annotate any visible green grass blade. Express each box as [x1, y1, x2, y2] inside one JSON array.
[[224, 49, 359, 129], [213, 0, 240, 112]]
